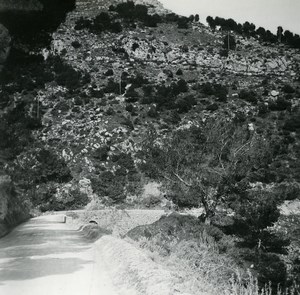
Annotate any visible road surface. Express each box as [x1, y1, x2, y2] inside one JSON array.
[[0, 215, 119, 295]]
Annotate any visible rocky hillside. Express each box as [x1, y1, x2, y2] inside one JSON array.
[[0, 0, 299, 210], [0, 0, 300, 290]]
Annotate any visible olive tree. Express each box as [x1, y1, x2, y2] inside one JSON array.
[[138, 117, 273, 223]]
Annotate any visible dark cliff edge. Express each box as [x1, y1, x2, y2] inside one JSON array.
[[0, 0, 75, 50]]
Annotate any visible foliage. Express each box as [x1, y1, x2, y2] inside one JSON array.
[[110, 2, 162, 28], [91, 171, 126, 203], [93, 145, 110, 161], [269, 97, 291, 111], [0, 102, 40, 158], [177, 17, 190, 29], [138, 118, 276, 222], [239, 89, 258, 104], [75, 13, 122, 34], [32, 182, 88, 212], [205, 15, 300, 48], [71, 40, 81, 48], [283, 110, 300, 131], [200, 82, 228, 101], [19, 148, 72, 185]]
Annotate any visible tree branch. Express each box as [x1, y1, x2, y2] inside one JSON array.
[[173, 172, 192, 187]]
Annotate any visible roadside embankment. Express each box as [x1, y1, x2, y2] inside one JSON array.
[[65, 209, 192, 295], [93, 235, 191, 295], [0, 174, 30, 237]]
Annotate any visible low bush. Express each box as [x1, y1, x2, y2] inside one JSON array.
[[75, 13, 122, 34], [71, 41, 81, 48], [239, 89, 258, 104], [111, 2, 162, 27], [93, 145, 110, 161], [91, 171, 126, 203], [283, 111, 300, 131], [175, 95, 196, 113], [269, 97, 292, 111], [282, 84, 295, 94]]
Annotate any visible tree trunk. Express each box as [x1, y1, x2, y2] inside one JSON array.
[[201, 195, 215, 225]]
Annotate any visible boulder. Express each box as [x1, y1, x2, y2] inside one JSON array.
[[271, 90, 280, 97]]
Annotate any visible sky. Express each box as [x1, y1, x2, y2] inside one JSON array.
[[159, 0, 300, 35]]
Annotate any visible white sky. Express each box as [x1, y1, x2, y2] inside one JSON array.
[[159, 0, 300, 35]]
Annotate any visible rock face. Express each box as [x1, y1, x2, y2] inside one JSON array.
[[0, 0, 75, 51], [0, 24, 10, 71], [0, 175, 30, 237]]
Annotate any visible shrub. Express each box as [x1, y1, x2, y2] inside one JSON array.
[[148, 105, 159, 118], [74, 17, 92, 30], [283, 111, 300, 131], [177, 17, 190, 29], [125, 103, 134, 113], [201, 82, 215, 95], [93, 145, 109, 161], [165, 110, 181, 124], [175, 95, 196, 113], [214, 84, 228, 102], [104, 69, 114, 76], [125, 87, 140, 102], [256, 253, 287, 289], [112, 2, 161, 27], [219, 49, 229, 57], [170, 79, 188, 96], [282, 84, 295, 94], [91, 171, 126, 203], [33, 149, 72, 184], [176, 68, 183, 75], [132, 42, 139, 51], [130, 73, 149, 88], [71, 41, 81, 48], [269, 97, 291, 111], [206, 103, 219, 111], [232, 191, 280, 233], [239, 89, 258, 104], [104, 80, 120, 94]]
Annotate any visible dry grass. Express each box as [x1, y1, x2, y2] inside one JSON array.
[[130, 233, 299, 295]]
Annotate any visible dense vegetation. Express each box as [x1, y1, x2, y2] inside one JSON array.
[[75, 1, 194, 34], [206, 15, 300, 48]]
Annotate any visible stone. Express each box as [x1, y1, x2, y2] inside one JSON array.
[[271, 90, 280, 97]]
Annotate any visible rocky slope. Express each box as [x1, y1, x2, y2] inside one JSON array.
[[1, 0, 299, 208], [0, 0, 300, 290]]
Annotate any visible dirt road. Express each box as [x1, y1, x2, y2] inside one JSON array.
[[0, 215, 123, 295]]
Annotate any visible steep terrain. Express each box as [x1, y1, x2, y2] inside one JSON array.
[[0, 0, 300, 292]]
